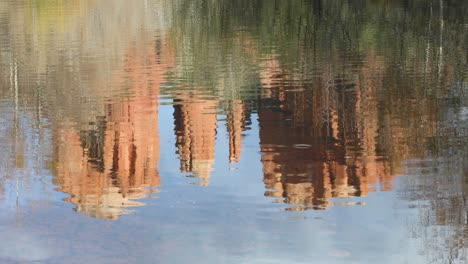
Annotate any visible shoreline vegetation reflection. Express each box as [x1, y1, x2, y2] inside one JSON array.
[[0, 0, 467, 261]]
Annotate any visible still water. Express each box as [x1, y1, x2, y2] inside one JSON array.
[[0, 0, 467, 263]]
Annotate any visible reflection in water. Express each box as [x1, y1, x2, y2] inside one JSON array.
[[173, 94, 218, 186], [0, 0, 467, 262], [0, 0, 464, 212], [402, 82, 468, 263], [258, 53, 397, 210], [173, 97, 249, 185], [226, 100, 247, 164], [53, 39, 172, 219]]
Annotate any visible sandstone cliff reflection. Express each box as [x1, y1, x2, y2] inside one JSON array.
[[173, 94, 217, 186], [51, 49, 412, 216], [258, 54, 400, 210], [226, 100, 246, 164], [172, 98, 248, 186], [53, 39, 171, 219]]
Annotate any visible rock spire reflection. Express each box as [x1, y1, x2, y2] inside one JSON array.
[[173, 94, 217, 186], [258, 54, 400, 210], [226, 100, 246, 163], [53, 39, 172, 219]]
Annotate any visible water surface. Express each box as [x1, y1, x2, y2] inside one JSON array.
[[0, 0, 467, 263]]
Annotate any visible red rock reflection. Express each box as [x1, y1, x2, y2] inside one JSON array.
[[173, 93, 217, 186], [226, 100, 246, 163], [54, 38, 172, 219], [258, 54, 398, 210]]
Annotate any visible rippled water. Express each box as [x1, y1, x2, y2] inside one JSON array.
[[0, 0, 467, 263]]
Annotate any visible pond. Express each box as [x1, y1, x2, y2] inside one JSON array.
[[0, 0, 467, 263]]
